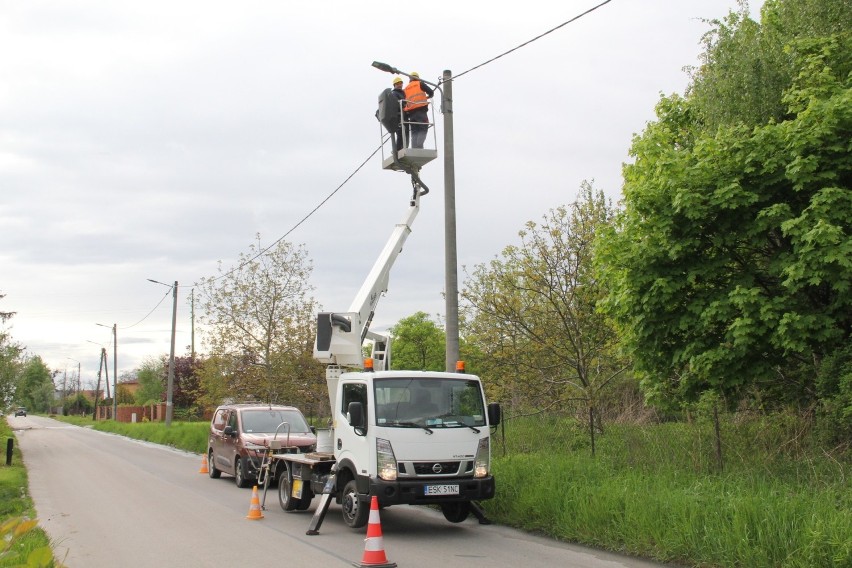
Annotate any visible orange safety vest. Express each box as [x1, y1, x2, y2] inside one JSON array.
[[404, 81, 428, 112]]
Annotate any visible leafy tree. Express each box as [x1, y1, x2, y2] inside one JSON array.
[[197, 236, 324, 406], [170, 355, 202, 409], [16, 356, 54, 413], [598, 2, 852, 410], [0, 293, 23, 408], [463, 182, 625, 454], [64, 392, 93, 416], [135, 356, 164, 406], [687, 0, 851, 133], [115, 384, 135, 405], [389, 312, 445, 371]]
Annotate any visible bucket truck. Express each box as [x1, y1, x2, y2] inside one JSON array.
[[267, 136, 501, 533]]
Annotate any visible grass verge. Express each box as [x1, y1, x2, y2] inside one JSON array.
[[0, 416, 56, 567]]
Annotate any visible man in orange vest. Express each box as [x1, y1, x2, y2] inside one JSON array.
[[403, 72, 434, 149]]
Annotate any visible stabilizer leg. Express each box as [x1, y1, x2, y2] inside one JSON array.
[[306, 464, 338, 535]]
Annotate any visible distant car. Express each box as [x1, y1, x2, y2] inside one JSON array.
[[14, 407, 27, 417], [207, 403, 317, 488]]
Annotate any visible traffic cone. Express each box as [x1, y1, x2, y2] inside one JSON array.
[[199, 454, 209, 474], [246, 486, 264, 520], [355, 496, 396, 567]]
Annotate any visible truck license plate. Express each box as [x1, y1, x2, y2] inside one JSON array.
[[425, 484, 459, 496], [291, 479, 303, 499]]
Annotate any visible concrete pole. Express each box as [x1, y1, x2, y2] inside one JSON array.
[[165, 281, 178, 426], [112, 324, 117, 419], [190, 288, 195, 360], [442, 69, 460, 371]]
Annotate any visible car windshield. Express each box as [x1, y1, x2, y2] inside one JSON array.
[[240, 409, 311, 434], [374, 377, 486, 428]]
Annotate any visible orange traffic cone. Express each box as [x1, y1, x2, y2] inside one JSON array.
[[199, 454, 209, 474], [355, 496, 396, 567], [246, 486, 264, 520]]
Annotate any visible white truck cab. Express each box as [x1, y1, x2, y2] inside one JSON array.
[[330, 367, 499, 526]]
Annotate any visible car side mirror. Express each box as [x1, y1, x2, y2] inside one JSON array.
[[223, 425, 237, 437]]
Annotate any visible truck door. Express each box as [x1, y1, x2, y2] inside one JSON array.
[[337, 382, 370, 475]]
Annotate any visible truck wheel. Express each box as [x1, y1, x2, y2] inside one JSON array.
[[441, 502, 471, 523], [278, 464, 298, 511], [296, 494, 313, 511], [341, 480, 370, 529], [208, 450, 221, 479], [234, 457, 251, 488]]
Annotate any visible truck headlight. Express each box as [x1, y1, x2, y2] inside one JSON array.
[[376, 438, 397, 481], [474, 437, 490, 478]]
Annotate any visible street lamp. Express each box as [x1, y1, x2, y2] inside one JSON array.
[[148, 279, 178, 426], [372, 61, 460, 371], [96, 323, 117, 419]]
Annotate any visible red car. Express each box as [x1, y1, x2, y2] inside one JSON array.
[[207, 403, 316, 488]]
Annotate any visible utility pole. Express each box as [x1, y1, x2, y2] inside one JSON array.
[[442, 69, 460, 372], [93, 349, 104, 420], [97, 323, 118, 418], [166, 281, 178, 426], [190, 288, 195, 360], [112, 325, 117, 418], [102, 348, 110, 399]]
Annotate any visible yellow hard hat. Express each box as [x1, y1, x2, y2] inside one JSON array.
[[410, 71, 420, 78], [392, 76, 403, 85]]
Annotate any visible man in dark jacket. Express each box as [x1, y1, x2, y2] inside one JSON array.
[[388, 77, 406, 155]]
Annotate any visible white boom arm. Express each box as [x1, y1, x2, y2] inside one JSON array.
[[313, 191, 421, 369]]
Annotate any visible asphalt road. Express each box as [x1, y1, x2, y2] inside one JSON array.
[[11, 414, 671, 568]]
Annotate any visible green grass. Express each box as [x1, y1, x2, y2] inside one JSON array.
[[489, 417, 852, 568], [0, 416, 56, 567], [60, 415, 208, 454]]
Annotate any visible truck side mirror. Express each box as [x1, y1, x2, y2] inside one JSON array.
[[487, 403, 501, 426], [347, 401, 365, 430]]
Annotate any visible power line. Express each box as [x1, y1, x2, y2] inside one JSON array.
[[199, 137, 388, 285], [196, 1, 613, 287], [453, 0, 613, 80], [121, 288, 172, 330]]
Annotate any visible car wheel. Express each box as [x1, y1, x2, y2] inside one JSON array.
[[208, 450, 221, 479], [441, 502, 471, 523], [341, 479, 369, 529], [234, 457, 251, 488]]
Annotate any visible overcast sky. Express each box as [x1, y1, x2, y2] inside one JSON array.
[[1, 0, 763, 388]]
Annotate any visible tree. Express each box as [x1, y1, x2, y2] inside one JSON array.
[[197, 236, 324, 406], [135, 357, 165, 406], [389, 312, 445, 371], [172, 355, 202, 409], [462, 182, 625, 454], [687, 0, 851, 133], [16, 356, 54, 413], [0, 293, 23, 408], [597, 1, 852, 410]]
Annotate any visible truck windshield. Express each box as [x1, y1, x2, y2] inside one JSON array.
[[373, 377, 486, 428], [241, 409, 311, 434]]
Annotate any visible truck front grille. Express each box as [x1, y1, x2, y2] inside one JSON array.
[[412, 461, 460, 475]]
